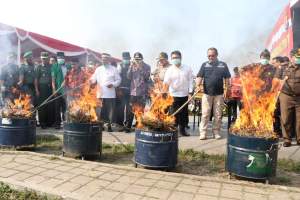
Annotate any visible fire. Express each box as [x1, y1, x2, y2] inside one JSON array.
[[231, 64, 283, 138], [1, 93, 33, 118], [66, 68, 101, 123], [133, 80, 175, 131]]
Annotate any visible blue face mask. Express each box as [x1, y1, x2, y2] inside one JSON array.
[[295, 58, 300, 65], [123, 60, 130, 65], [171, 58, 181, 66], [260, 59, 269, 65]]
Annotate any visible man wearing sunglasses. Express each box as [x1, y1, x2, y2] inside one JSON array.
[[196, 47, 231, 140]]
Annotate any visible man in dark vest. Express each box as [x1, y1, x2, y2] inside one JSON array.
[[115, 52, 131, 132]]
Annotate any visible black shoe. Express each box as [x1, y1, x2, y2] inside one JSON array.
[[55, 125, 61, 130], [41, 126, 47, 129], [283, 141, 292, 147], [186, 125, 190, 130], [107, 125, 113, 132], [180, 131, 190, 137], [124, 127, 132, 133]]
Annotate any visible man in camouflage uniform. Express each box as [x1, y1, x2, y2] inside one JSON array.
[[0, 52, 19, 103], [277, 48, 300, 147], [19, 51, 38, 106], [36, 52, 54, 129]]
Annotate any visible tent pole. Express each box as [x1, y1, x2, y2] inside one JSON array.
[[17, 38, 21, 65]]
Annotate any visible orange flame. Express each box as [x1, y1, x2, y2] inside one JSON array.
[[133, 80, 175, 130], [1, 93, 33, 118], [66, 67, 101, 123], [231, 64, 283, 138]]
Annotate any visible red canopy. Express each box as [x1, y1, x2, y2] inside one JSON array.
[[0, 22, 120, 65]]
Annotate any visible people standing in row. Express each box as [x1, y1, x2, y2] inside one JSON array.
[[36, 52, 55, 129], [196, 47, 231, 140], [115, 52, 131, 131], [90, 53, 121, 132], [125, 52, 151, 132], [163, 51, 193, 136]]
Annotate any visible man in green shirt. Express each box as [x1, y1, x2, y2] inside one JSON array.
[[0, 52, 19, 103], [36, 52, 54, 129], [51, 52, 70, 129], [19, 51, 38, 106]]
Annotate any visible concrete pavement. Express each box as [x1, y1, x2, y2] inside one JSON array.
[[0, 151, 299, 200]]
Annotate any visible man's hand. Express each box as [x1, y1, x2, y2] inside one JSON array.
[[107, 84, 113, 88]]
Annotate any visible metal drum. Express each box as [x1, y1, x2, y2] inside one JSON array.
[[134, 129, 178, 170], [63, 122, 102, 159], [226, 133, 278, 182], [0, 118, 36, 148]]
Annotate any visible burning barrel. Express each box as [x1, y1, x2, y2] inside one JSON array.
[[226, 133, 278, 182], [134, 129, 178, 169], [0, 118, 36, 148], [63, 122, 102, 159]]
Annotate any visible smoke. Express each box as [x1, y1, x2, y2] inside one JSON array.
[[0, 34, 17, 66]]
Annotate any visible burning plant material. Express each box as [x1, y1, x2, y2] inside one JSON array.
[[230, 63, 284, 138], [0, 94, 34, 119], [134, 81, 176, 132], [65, 68, 101, 123]]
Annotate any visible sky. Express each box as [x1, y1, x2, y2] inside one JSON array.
[[0, 0, 289, 73]]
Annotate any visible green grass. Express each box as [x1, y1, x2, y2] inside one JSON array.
[[177, 149, 226, 174], [277, 159, 300, 173], [36, 135, 61, 147], [0, 182, 61, 200], [102, 143, 134, 154]]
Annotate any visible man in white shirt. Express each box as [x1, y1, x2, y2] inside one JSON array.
[[163, 51, 193, 136], [90, 53, 121, 132]]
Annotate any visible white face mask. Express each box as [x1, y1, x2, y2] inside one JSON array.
[[260, 59, 269, 65], [57, 58, 65, 65]]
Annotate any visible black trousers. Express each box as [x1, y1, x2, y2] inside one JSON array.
[[100, 98, 115, 125], [114, 94, 130, 126], [38, 84, 55, 127], [227, 98, 242, 129], [170, 96, 189, 133], [54, 95, 66, 125], [126, 95, 146, 128], [273, 100, 282, 137]]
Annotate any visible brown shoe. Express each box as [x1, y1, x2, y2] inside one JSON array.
[[283, 141, 292, 147], [297, 141, 300, 146]]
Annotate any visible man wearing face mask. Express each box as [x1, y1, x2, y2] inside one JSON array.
[[164, 51, 193, 136], [196, 47, 231, 140], [125, 52, 151, 132], [115, 52, 131, 131], [276, 48, 300, 147], [51, 52, 71, 129], [0, 52, 20, 103], [258, 49, 276, 94], [90, 53, 121, 132], [36, 52, 55, 129], [18, 51, 38, 106]]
